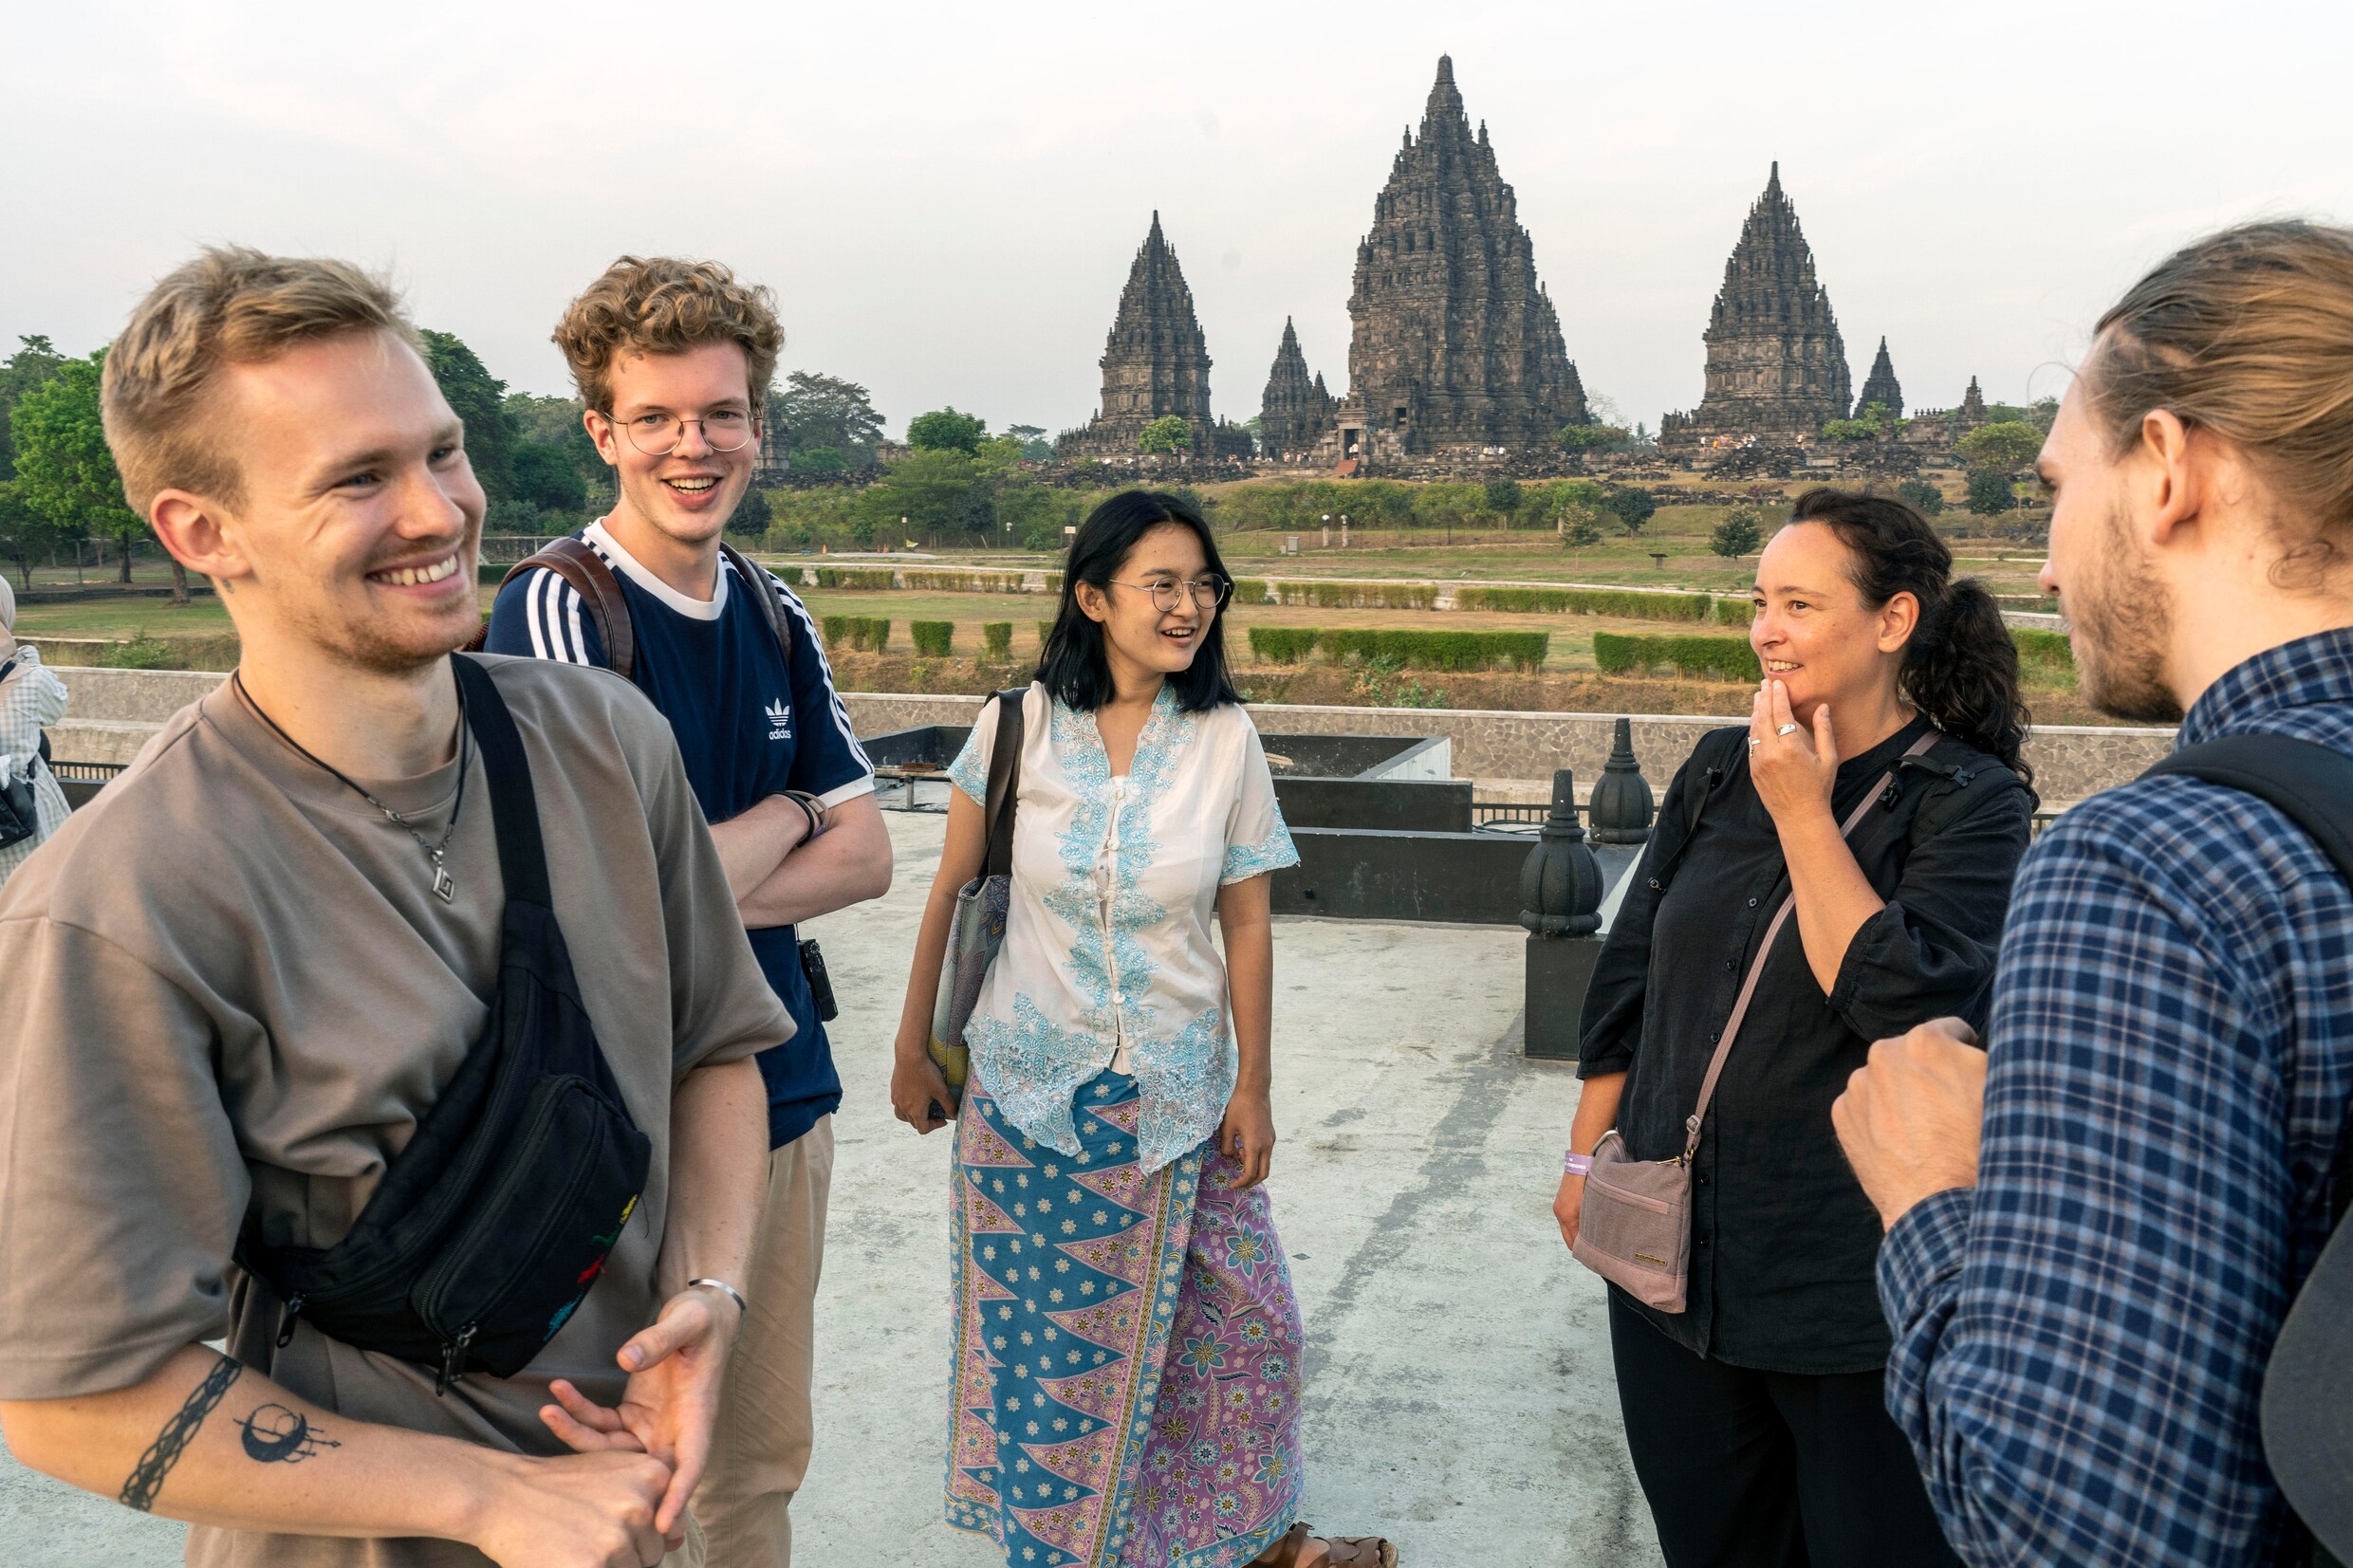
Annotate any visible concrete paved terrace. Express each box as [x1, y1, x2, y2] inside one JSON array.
[[0, 808, 1658, 1566]]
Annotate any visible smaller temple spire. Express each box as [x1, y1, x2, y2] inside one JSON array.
[[1257, 313, 1330, 462], [1856, 336, 1904, 420]]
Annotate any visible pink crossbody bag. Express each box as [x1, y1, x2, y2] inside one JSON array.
[[1572, 731, 1939, 1312]]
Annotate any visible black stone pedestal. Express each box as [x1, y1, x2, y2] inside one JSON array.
[[1524, 933, 1604, 1060]]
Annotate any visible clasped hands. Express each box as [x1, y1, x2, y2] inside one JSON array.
[[522, 1284, 744, 1559]]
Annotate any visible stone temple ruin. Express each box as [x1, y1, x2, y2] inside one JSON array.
[[1660, 164, 1852, 449], [1062, 63, 2007, 471], [1058, 212, 1254, 462], [1257, 318, 1334, 464], [1276, 55, 1591, 468], [1856, 336, 1903, 419]]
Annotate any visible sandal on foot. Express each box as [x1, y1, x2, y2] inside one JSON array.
[[1274, 1522, 1399, 1568]]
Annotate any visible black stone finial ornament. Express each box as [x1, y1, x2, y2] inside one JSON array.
[[1518, 768, 1603, 937], [1588, 717, 1655, 844]]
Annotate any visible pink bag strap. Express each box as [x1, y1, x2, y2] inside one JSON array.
[[1677, 729, 1941, 1164]]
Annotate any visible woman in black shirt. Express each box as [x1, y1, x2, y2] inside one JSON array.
[[1556, 490, 2035, 1568]]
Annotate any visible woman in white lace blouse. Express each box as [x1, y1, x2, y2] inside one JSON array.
[[892, 492, 1395, 1568]]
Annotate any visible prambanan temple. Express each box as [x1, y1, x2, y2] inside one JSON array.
[[1659, 164, 1852, 448], [1281, 55, 1590, 465], [1062, 59, 1984, 469], [1057, 213, 1254, 462]]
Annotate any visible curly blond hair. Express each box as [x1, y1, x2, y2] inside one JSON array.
[[553, 256, 784, 416], [102, 247, 417, 512]]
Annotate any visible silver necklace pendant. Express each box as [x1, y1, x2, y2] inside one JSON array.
[[432, 861, 455, 903]]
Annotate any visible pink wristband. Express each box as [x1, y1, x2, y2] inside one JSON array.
[[1563, 1151, 1594, 1176]]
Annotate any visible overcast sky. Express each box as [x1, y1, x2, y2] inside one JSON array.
[[6, 1, 2347, 441]]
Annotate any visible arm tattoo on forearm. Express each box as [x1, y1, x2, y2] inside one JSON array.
[[119, 1356, 243, 1512], [233, 1404, 340, 1464]]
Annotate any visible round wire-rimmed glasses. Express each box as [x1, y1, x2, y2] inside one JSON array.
[[610, 408, 757, 456], [1109, 577, 1232, 613]]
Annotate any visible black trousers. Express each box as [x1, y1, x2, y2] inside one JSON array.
[[1609, 1294, 1958, 1568]]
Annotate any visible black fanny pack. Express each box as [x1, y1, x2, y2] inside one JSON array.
[[236, 655, 652, 1393]]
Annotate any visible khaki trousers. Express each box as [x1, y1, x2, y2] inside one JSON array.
[[692, 1116, 833, 1568]]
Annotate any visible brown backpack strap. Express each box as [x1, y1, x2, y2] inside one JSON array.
[[464, 538, 634, 679], [1678, 729, 1941, 1163], [982, 687, 1028, 878], [719, 542, 792, 678]]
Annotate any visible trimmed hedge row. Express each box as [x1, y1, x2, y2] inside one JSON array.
[[1271, 581, 1436, 610], [1247, 626, 1547, 672], [910, 620, 954, 656], [1248, 628, 1321, 663], [1593, 632, 1763, 682], [1594, 627, 2073, 687], [1454, 585, 1712, 620], [813, 567, 895, 589], [982, 621, 1013, 657], [1231, 578, 1272, 604], [2011, 628, 2075, 679], [1714, 599, 1755, 626], [899, 569, 1033, 594], [821, 615, 893, 652]]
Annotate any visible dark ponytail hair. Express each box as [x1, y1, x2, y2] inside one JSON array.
[[1035, 489, 1241, 713], [1784, 487, 2032, 784]]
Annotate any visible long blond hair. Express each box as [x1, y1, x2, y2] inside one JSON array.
[[2088, 220, 2353, 589]]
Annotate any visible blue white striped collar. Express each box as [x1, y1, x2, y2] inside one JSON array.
[[582, 517, 729, 621]]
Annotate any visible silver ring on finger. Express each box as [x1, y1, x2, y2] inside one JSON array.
[[1776, 722, 1800, 736], [1747, 737, 1762, 749]]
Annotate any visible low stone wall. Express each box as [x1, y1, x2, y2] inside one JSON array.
[[39, 668, 2175, 805], [838, 692, 2171, 805]]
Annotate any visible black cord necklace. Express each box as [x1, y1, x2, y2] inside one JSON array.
[[233, 669, 472, 904]]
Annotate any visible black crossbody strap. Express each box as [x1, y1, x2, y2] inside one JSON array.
[[982, 687, 1028, 878], [2143, 733, 2353, 895], [451, 655, 550, 909]]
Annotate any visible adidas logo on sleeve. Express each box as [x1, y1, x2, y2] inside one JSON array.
[[766, 700, 793, 741]]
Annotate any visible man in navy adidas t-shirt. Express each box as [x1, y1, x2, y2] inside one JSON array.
[[487, 256, 891, 1566]]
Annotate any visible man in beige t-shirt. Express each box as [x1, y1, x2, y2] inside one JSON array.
[[0, 250, 785, 1568]]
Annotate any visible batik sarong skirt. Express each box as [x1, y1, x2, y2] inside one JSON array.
[[945, 1068, 1306, 1568]]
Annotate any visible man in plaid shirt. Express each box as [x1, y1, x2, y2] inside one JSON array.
[[1835, 221, 2353, 1565]]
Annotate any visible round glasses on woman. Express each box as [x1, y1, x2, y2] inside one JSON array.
[[614, 408, 756, 456], [1109, 576, 1232, 613]]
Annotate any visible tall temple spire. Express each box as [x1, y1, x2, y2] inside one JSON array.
[[1665, 163, 1850, 446], [1856, 336, 1903, 420], [1059, 213, 1247, 460], [1329, 54, 1588, 458]]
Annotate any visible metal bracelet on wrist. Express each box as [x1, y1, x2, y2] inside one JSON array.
[[686, 1277, 750, 1320]]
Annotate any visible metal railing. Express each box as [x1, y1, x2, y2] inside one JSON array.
[[46, 760, 126, 784]]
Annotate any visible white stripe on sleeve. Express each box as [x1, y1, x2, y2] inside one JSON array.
[[764, 567, 875, 777]]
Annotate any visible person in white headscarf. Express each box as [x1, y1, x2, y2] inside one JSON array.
[[0, 576, 72, 882]]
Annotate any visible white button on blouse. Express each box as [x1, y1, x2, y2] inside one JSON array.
[[946, 682, 1299, 1171]]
